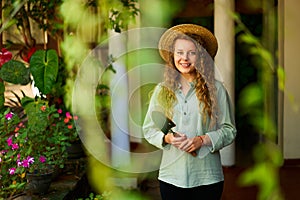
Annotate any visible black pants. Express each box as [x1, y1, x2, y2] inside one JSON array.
[[159, 180, 224, 200]]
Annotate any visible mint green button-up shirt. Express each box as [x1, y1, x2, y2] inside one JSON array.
[[143, 80, 236, 188]]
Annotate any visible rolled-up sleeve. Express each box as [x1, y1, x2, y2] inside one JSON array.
[[206, 82, 237, 152]]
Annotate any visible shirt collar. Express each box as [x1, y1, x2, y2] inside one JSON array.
[[178, 81, 196, 89]]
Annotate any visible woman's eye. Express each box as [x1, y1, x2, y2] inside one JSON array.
[[175, 51, 196, 56]]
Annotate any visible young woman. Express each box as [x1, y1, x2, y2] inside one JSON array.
[[143, 24, 237, 200]]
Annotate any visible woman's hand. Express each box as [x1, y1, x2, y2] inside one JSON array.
[[164, 132, 187, 148], [178, 136, 204, 153]]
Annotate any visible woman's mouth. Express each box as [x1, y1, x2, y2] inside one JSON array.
[[180, 63, 191, 68]]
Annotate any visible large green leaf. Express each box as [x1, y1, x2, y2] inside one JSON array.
[[0, 60, 31, 85], [30, 49, 58, 95]]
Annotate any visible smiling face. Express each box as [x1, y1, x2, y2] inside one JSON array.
[[173, 38, 198, 81]]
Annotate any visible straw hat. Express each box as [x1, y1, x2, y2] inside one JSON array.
[[158, 24, 218, 61]]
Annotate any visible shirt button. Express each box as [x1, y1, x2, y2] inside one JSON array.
[[184, 112, 186, 115], [185, 100, 187, 103]]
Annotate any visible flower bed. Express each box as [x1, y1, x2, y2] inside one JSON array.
[[0, 104, 79, 198]]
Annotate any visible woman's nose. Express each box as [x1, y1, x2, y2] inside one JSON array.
[[182, 53, 189, 60]]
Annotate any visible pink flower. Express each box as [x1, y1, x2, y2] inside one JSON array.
[[9, 168, 16, 175], [0, 48, 12, 67], [57, 108, 62, 114], [67, 124, 73, 129], [22, 159, 29, 168], [22, 156, 34, 168], [11, 143, 19, 150], [17, 159, 22, 167], [39, 156, 46, 163], [27, 156, 34, 164], [73, 115, 78, 120], [0, 157, 2, 163], [7, 136, 13, 146], [66, 112, 72, 119], [1, 150, 7, 154], [5, 112, 13, 120]]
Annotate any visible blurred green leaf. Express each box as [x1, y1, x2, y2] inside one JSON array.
[[277, 66, 285, 91], [239, 33, 259, 45], [238, 84, 263, 112], [239, 163, 280, 200]]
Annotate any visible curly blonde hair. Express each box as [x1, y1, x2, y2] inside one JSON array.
[[158, 33, 218, 128]]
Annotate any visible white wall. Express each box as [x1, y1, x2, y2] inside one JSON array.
[[282, 0, 300, 159], [214, 0, 236, 166]]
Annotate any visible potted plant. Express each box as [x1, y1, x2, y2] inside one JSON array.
[[21, 97, 76, 194], [0, 48, 80, 196], [0, 102, 78, 197]]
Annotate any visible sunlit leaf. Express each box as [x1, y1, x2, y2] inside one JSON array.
[[259, 49, 273, 66], [239, 34, 259, 45], [238, 84, 263, 113], [239, 163, 280, 200], [277, 66, 285, 91]]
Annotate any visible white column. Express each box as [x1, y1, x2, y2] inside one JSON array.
[[109, 30, 131, 168], [282, 0, 300, 159], [214, 0, 236, 166]]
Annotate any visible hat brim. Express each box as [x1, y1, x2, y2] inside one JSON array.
[[158, 24, 218, 61]]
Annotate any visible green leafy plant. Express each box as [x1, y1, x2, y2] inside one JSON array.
[[0, 101, 79, 198], [1, 0, 64, 58], [233, 12, 284, 200], [109, 0, 139, 32], [0, 49, 58, 95], [21, 97, 71, 173], [0, 47, 79, 198]]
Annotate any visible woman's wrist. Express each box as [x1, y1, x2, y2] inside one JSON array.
[[162, 133, 170, 145], [162, 135, 167, 146], [164, 133, 172, 144], [201, 135, 212, 146], [197, 135, 204, 146]]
